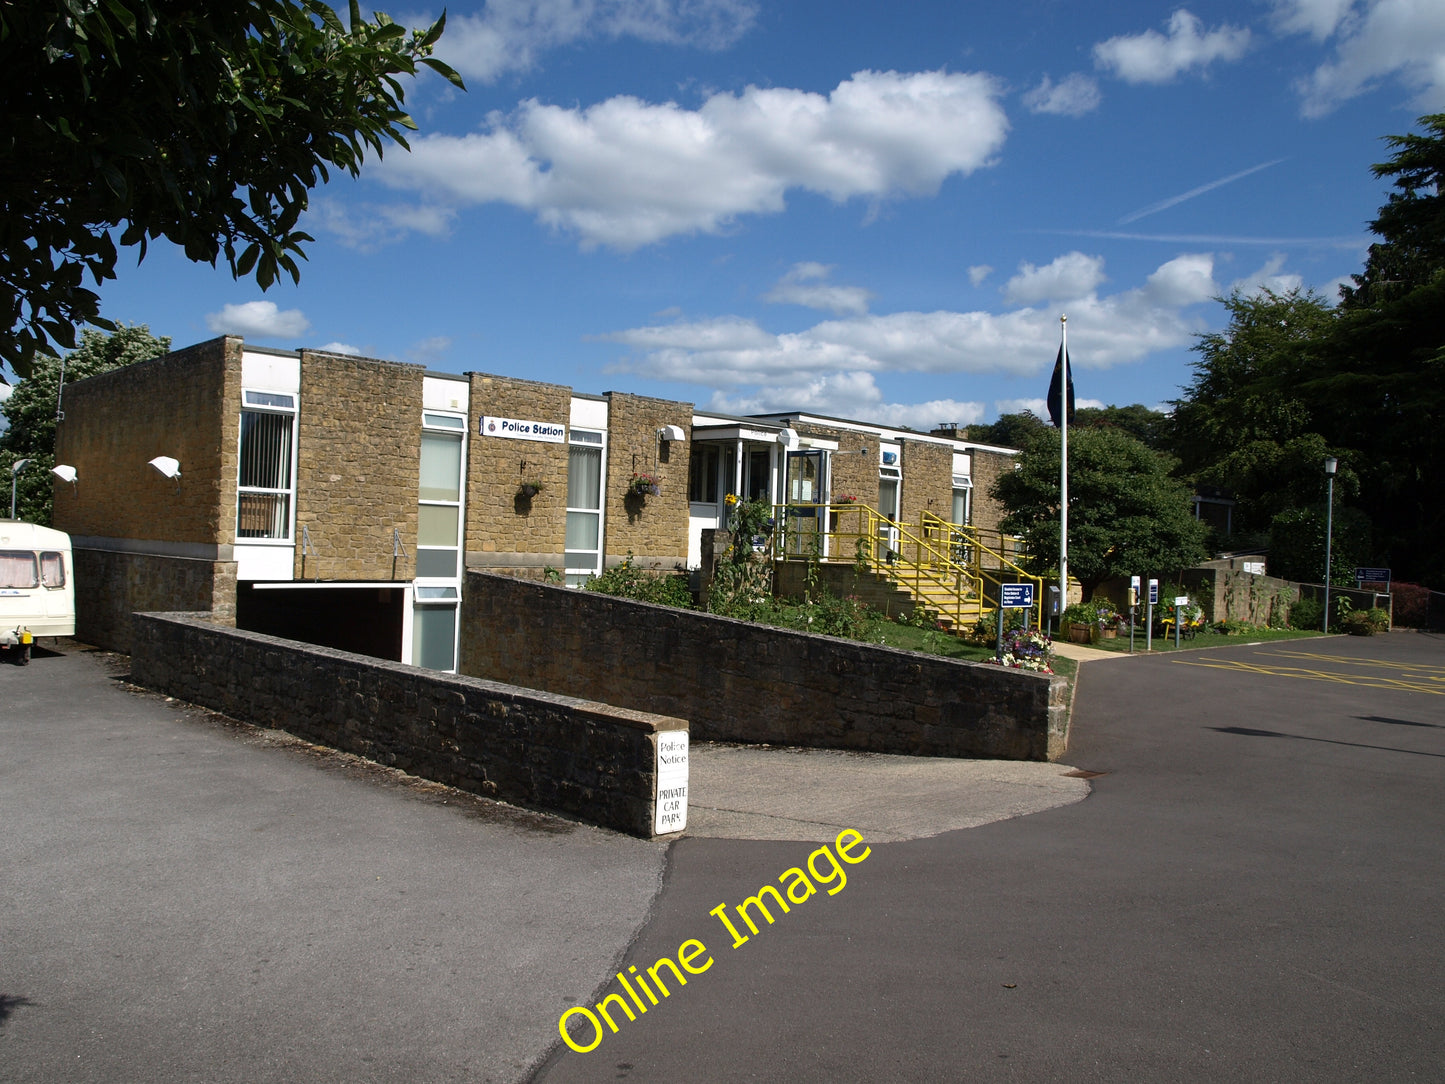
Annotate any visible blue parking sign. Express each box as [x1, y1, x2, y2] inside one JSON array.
[[1000, 583, 1034, 609]]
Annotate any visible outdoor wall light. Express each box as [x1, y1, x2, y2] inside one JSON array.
[[656, 424, 686, 443], [52, 464, 77, 484], [777, 428, 800, 451], [148, 455, 181, 480]]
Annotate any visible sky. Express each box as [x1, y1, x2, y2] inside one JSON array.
[[78, 0, 1445, 430]]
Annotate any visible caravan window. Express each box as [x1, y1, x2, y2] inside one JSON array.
[[39, 551, 65, 587], [0, 551, 39, 589]]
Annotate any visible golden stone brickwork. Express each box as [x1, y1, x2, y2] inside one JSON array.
[[602, 392, 692, 569], [293, 351, 423, 581], [54, 336, 241, 545]]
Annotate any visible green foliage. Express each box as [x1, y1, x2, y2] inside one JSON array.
[[1340, 608, 1389, 635], [1060, 600, 1119, 627], [992, 426, 1207, 600], [0, 1, 464, 377], [710, 588, 885, 641], [965, 411, 1050, 448], [1, 324, 169, 523], [1288, 596, 1324, 631], [585, 555, 694, 608], [1072, 403, 1173, 452], [1169, 287, 1339, 537], [1267, 504, 1371, 585]]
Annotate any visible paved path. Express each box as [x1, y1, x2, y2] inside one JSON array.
[[0, 645, 666, 1084], [535, 632, 1445, 1082]]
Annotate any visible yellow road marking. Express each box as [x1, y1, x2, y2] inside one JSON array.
[[1260, 650, 1445, 678], [1172, 656, 1444, 694]]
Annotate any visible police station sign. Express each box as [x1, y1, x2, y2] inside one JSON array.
[[480, 415, 566, 443], [655, 731, 688, 835]]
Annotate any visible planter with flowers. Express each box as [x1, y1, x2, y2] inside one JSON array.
[[628, 471, 661, 498]]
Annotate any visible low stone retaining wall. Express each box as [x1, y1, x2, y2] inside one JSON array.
[[130, 612, 686, 837], [460, 573, 1068, 761]]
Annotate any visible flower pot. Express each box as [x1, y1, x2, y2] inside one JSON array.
[[1100, 627, 1117, 640], [518, 484, 540, 499], [1068, 623, 1092, 644]]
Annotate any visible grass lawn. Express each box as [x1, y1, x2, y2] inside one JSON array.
[[875, 622, 1078, 686], [1079, 625, 1327, 654]]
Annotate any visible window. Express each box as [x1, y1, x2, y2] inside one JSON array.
[[0, 551, 38, 589], [417, 424, 464, 579], [412, 414, 465, 672], [565, 429, 605, 586], [237, 392, 296, 540], [689, 445, 721, 503], [39, 551, 65, 588], [952, 476, 972, 526]]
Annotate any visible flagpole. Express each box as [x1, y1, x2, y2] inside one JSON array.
[[1059, 314, 1068, 623]]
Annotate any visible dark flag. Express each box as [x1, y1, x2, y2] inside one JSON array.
[[1046, 345, 1075, 428]]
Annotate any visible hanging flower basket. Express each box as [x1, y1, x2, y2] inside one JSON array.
[[629, 472, 661, 497], [518, 482, 543, 499]]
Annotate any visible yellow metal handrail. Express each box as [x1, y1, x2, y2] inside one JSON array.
[[774, 502, 989, 629], [920, 511, 1044, 629]]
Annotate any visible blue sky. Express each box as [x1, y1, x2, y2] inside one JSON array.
[[78, 0, 1445, 428]]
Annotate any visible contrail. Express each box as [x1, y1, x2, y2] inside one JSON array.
[[1117, 159, 1287, 225]]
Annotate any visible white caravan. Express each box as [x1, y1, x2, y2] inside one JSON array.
[[1, 521, 75, 665]]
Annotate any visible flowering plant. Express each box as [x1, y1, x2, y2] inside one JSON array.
[[990, 628, 1054, 673], [834, 493, 858, 504], [629, 471, 661, 497]]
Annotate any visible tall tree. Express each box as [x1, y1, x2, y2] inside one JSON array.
[[965, 411, 1050, 448], [1, 324, 169, 523], [1168, 288, 1338, 539], [1309, 114, 1445, 585], [1, 1, 463, 379], [992, 427, 1207, 601], [1073, 403, 1173, 452]]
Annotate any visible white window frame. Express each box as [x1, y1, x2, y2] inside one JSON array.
[[236, 390, 298, 544], [565, 428, 607, 587], [412, 410, 466, 672]]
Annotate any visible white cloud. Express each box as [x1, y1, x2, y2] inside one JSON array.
[[1094, 10, 1251, 84], [1022, 73, 1102, 116], [1272, 0, 1356, 39], [1004, 252, 1108, 305], [373, 69, 1010, 249], [206, 301, 310, 339], [1288, 0, 1445, 116], [968, 265, 993, 287], [318, 341, 363, 355], [312, 199, 457, 252], [1143, 253, 1218, 307], [994, 397, 1047, 417], [436, 0, 759, 83], [601, 253, 1220, 425], [764, 263, 872, 315], [706, 372, 986, 431], [1228, 254, 1306, 297], [407, 336, 455, 365]]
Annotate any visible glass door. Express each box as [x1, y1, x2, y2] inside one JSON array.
[[784, 450, 825, 556]]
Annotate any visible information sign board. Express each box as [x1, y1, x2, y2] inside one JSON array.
[[1000, 583, 1035, 609]]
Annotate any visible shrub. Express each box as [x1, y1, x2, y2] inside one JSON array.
[[1289, 596, 1324, 630], [1390, 582, 1429, 627], [586, 555, 694, 608], [1341, 610, 1378, 635]]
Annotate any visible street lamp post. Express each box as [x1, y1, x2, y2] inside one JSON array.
[[1322, 457, 1337, 633], [9, 458, 32, 519]]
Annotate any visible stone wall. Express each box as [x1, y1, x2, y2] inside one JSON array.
[[72, 548, 236, 653], [467, 372, 572, 574], [294, 351, 423, 581], [900, 439, 953, 525], [603, 393, 692, 570], [460, 572, 1068, 760], [129, 612, 687, 838], [54, 336, 240, 545], [968, 448, 1013, 535], [820, 427, 874, 505]]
